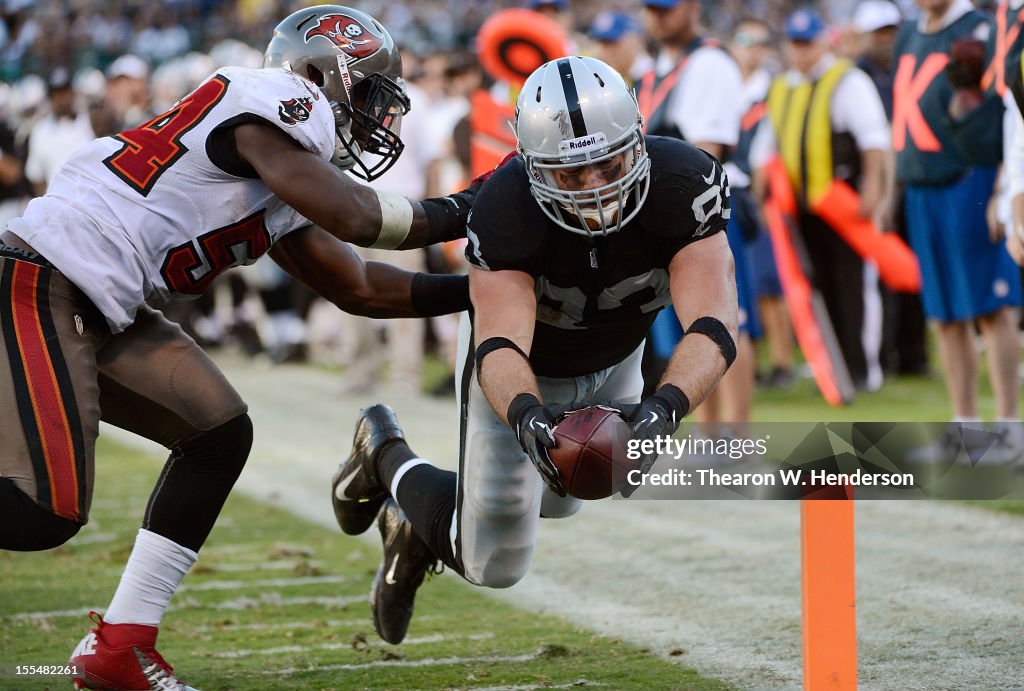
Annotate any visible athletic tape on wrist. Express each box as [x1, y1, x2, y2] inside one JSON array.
[[685, 316, 737, 368], [372, 189, 413, 249]]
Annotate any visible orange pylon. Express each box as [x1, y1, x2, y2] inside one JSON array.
[[801, 495, 857, 690]]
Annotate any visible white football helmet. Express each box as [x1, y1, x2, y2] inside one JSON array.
[[514, 56, 650, 236], [264, 5, 410, 180]]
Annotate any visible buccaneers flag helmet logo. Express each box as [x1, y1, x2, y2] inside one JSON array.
[[278, 96, 314, 125], [303, 13, 382, 62]]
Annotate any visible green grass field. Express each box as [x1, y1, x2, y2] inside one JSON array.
[[1, 363, 1020, 690], [0, 437, 731, 691]]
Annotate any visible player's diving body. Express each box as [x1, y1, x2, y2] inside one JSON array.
[[331, 56, 739, 644]]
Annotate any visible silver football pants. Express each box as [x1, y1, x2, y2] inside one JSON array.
[[450, 312, 643, 588]]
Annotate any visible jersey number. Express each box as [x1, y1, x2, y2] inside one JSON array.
[[161, 210, 272, 295], [103, 76, 230, 196]]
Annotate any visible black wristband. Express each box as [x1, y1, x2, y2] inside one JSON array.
[[410, 273, 470, 317], [654, 383, 691, 421], [475, 336, 529, 373], [507, 392, 541, 428], [420, 183, 478, 244], [685, 316, 737, 368]]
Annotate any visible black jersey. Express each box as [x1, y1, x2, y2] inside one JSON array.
[[466, 136, 729, 377]]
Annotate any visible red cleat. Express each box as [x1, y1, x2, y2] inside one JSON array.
[[69, 612, 197, 690]]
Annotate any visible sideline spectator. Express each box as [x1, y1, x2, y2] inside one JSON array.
[[0, 117, 29, 228], [105, 54, 154, 131], [895, 0, 1023, 463], [730, 17, 797, 390], [24, 67, 95, 196], [637, 0, 751, 444], [587, 10, 654, 85]]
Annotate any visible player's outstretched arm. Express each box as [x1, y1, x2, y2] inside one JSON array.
[[471, 266, 541, 418], [617, 232, 738, 496], [662, 231, 739, 405], [235, 123, 475, 250], [269, 225, 469, 318], [471, 265, 565, 495]]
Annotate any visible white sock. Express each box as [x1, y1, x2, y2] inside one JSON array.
[[104, 529, 198, 626], [390, 459, 430, 500]]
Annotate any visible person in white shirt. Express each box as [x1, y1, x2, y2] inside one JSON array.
[[24, 68, 95, 197], [639, 0, 743, 158], [638, 0, 750, 443]]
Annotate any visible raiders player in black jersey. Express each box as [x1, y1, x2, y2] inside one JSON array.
[[331, 56, 738, 644]]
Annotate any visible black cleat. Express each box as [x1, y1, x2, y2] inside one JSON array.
[[371, 499, 439, 644], [331, 404, 405, 536]]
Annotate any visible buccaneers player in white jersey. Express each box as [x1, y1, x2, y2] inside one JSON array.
[[0, 6, 480, 690]]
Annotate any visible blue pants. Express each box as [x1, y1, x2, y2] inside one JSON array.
[[904, 167, 1021, 322]]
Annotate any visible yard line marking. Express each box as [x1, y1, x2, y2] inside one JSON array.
[[269, 651, 542, 674], [199, 561, 324, 573], [6, 607, 107, 621], [206, 594, 365, 611], [180, 574, 350, 591], [69, 531, 119, 545], [4, 594, 368, 621], [191, 614, 442, 633], [216, 633, 495, 657]]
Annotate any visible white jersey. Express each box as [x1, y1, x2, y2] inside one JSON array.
[[8, 66, 335, 332]]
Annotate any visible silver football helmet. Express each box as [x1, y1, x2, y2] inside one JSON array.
[[264, 5, 410, 180], [514, 56, 650, 236]]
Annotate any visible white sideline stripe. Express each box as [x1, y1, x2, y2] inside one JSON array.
[[270, 651, 541, 674], [180, 574, 349, 591], [216, 632, 495, 658]]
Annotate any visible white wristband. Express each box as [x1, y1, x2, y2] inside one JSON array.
[[372, 189, 413, 249]]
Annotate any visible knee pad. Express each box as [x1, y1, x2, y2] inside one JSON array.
[[475, 552, 531, 589], [177, 413, 253, 474], [464, 428, 539, 521]]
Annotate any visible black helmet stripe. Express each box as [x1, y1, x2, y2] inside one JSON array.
[[556, 58, 587, 138]]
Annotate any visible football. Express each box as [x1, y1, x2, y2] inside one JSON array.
[[548, 406, 634, 500]]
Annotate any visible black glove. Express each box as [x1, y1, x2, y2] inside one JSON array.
[[618, 384, 690, 497], [507, 393, 565, 497]]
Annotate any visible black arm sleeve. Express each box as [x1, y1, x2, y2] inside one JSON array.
[[419, 179, 481, 244], [410, 273, 470, 316]]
